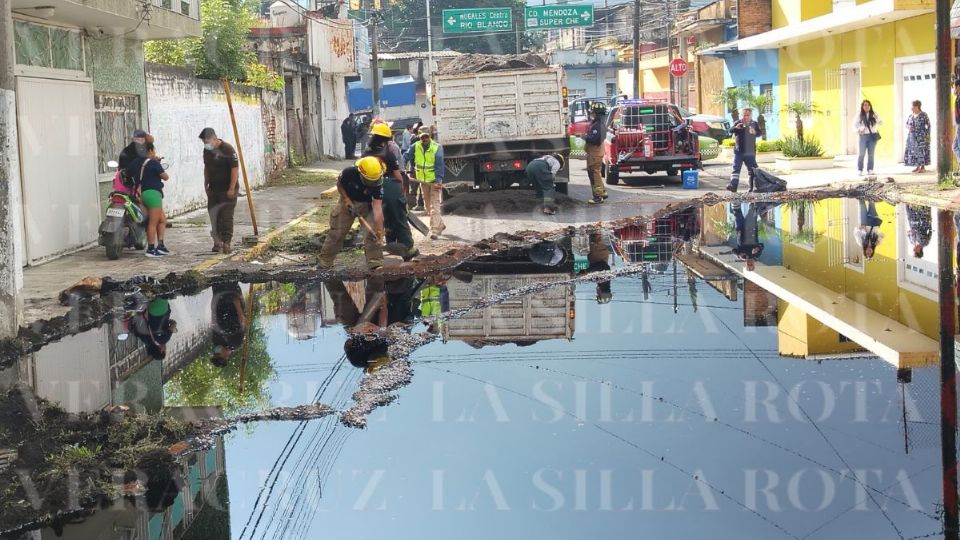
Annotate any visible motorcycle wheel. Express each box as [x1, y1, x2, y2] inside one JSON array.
[[105, 229, 124, 260]]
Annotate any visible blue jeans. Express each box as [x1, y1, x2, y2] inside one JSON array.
[[729, 153, 759, 190], [857, 134, 876, 172], [859, 200, 882, 227]]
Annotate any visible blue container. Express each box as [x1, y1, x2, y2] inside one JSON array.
[[682, 169, 699, 189]]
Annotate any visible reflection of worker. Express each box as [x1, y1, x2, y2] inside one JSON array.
[[578, 232, 612, 303], [420, 276, 450, 334], [581, 102, 608, 204], [131, 297, 177, 360], [328, 278, 418, 371], [318, 157, 386, 270], [731, 203, 771, 271], [210, 283, 247, 367]]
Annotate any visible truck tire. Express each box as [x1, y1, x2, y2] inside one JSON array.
[[555, 182, 568, 195], [605, 167, 620, 185], [667, 168, 679, 177]]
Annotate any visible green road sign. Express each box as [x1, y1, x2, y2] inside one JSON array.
[[524, 4, 594, 29], [442, 8, 513, 34]]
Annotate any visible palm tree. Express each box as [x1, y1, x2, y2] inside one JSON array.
[[713, 87, 746, 123], [747, 93, 775, 141], [784, 101, 818, 142]]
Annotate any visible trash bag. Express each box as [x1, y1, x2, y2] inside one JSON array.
[[751, 168, 787, 193]]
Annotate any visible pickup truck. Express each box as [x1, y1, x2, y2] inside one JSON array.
[[603, 100, 702, 185], [432, 64, 571, 194]]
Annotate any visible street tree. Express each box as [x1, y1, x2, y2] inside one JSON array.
[[145, 0, 282, 91], [784, 100, 819, 142], [712, 86, 747, 124], [745, 92, 774, 141]]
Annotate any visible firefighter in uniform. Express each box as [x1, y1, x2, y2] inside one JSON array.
[[318, 156, 386, 270], [581, 101, 609, 204]]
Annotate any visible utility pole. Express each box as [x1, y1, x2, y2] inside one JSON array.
[[425, 0, 433, 73], [666, 0, 674, 104], [0, 0, 24, 339], [936, 0, 958, 535], [632, 0, 641, 98], [369, 0, 381, 117]]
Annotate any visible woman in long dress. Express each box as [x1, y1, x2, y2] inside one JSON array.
[[904, 99, 931, 173]]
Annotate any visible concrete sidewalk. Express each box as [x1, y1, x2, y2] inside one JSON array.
[[702, 155, 939, 190], [21, 160, 348, 321]]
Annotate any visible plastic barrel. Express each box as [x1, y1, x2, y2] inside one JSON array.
[[682, 169, 699, 189]]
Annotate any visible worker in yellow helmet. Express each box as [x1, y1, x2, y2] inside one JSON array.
[[318, 156, 386, 270], [365, 120, 419, 261]]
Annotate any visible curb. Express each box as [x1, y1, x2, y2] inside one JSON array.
[[191, 205, 324, 271]]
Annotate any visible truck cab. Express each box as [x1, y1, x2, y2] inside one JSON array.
[[603, 100, 701, 185]]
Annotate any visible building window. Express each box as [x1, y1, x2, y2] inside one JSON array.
[[605, 83, 617, 97], [94, 94, 141, 176], [14, 21, 84, 72], [759, 83, 774, 114], [787, 72, 812, 107]]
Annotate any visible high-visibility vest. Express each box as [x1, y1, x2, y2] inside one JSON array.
[[420, 285, 441, 317], [413, 141, 440, 183]]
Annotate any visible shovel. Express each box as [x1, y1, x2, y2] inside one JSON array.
[[342, 197, 410, 258]]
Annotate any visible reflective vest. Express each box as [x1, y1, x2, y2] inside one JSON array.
[[420, 285, 442, 317], [413, 141, 440, 183]]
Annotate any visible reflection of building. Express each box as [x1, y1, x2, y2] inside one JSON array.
[[699, 199, 940, 367], [35, 430, 229, 540]]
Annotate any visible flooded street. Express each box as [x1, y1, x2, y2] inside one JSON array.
[[0, 197, 955, 539]]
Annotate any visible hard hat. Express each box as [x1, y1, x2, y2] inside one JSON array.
[[528, 241, 564, 267], [551, 153, 565, 170], [590, 102, 608, 115], [596, 281, 612, 304], [370, 123, 393, 138], [355, 156, 385, 183], [418, 126, 432, 137]]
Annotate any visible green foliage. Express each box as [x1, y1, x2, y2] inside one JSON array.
[[164, 319, 275, 416], [144, 40, 188, 66], [244, 62, 285, 92], [781, 135, 824, 158], [44, 444, 102, 476], [712, 87, 747, 118], [784, 100, 818, 118], [756, 139, 782, 153], [145, 0, 284, 91]]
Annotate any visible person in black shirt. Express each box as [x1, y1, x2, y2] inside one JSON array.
[[118, 129, 152, 170], [210, 283, 246, 367], [129, 143, 170, 257], [318, 157, 386, 270], [200, 127, 240, 254], [364, 122, 417, 261], [342, 115, 357, 158]]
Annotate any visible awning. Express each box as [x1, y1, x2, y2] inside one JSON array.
[[739, 0, 932, 51]]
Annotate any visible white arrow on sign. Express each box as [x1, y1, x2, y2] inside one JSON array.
[[447, 16, 456, 25], [581, 11, 591, 20]]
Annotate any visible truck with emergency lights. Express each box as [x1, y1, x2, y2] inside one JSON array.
[[430, 58, 571, 194], [603, 99, 702, 185]]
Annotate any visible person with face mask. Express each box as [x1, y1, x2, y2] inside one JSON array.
[[200, 127, 240, 254], [525, 153, 565, 215]]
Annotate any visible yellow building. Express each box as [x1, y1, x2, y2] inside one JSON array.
[[739, 0, 936, 162], [617, 50, 672, 101]]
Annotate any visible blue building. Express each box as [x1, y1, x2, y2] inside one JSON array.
[[550, 49, 630, 99], [701, 47, 781, 140]]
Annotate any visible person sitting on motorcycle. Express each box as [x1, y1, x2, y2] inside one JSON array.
[[131, 143, 170, 257]]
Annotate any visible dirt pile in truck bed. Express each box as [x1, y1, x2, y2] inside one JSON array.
[[436, 53, 550, 75]]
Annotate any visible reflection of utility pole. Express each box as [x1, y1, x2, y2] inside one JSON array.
[[632, 0, 640, 98], [370, 0, 381, 116]]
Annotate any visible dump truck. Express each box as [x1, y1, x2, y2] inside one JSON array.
[[442, 241, 576, 346], [431, 54, 571, 194]]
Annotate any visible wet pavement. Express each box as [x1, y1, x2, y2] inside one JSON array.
[[1, 195, 957, 539]]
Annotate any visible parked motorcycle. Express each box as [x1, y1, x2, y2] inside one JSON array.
[[98, 160, 146, 260]]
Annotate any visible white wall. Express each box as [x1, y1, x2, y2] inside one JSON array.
[[320, 74, 349, 158], [145, 64, 266, 216]]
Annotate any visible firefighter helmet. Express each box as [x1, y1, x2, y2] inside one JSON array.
[[356, 156, 385, 184], [370, 122, 393, 139], [590, 102, 608, 116]]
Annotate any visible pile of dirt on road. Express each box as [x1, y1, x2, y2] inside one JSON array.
[[436, 53, 550, 75], [442, 189, 583, 216]]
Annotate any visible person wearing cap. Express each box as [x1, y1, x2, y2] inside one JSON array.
[[525, 153, 565, 215], [318, 156, 386, 270], [209, 282, 246, 368], [118, 129, 154, 170], [364, 121, 419, 261], [200, 127, 240, 254], [405, 127, 446, 239]]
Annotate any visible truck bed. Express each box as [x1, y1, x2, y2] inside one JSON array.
[[434, 67, 567, 145], [443, 273, 574, 342]]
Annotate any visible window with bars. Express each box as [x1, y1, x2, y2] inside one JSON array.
[[787, 73, 812, 107]]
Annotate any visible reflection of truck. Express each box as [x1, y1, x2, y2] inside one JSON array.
[[443, 243, 576, 345], [432, 65, 571, 193]]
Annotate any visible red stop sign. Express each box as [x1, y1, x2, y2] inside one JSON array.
[[669, 58, 688, 77]]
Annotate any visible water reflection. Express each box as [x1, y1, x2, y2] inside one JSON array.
[[2, 197, 957, 539]]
